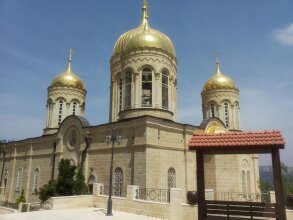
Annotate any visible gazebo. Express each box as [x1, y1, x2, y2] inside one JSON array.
[[188, 130, 286, 220]]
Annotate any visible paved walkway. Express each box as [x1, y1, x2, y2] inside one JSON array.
[[0, 208, 163, 220]]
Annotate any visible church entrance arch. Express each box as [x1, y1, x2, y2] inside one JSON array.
[[88, 175, 96, 194]]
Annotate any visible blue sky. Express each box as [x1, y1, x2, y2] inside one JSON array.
[[0, 0, 293, 166]]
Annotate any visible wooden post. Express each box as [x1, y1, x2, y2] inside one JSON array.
[[272, 149, 287, 220], [196, 150, 206, 220]]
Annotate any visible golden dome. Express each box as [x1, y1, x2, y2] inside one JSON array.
[[112, 0, 176, 58], [203, 54, 237, 92], [51, 49, 85, 90]]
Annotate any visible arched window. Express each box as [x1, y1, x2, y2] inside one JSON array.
[[162, 72, 168, 109], [32, 168, 40, 193], [58, 100, 64, 125], [114, 167, 123, 197], [242, 170, 246, 195], [124, 72, 132, 109], [247, 171, 251, 194], [72, 102, 77, 115], [119, 77, 123, 112], [141, 68, 152, 107], [167, 167, 176, 189], [235, 103, 240, 128], [16, 168, 23, 191], [88, 175, 96, 194], [167, 167, 176, 202], [210, 103, 215, 117], [224, 102, 229, 127]]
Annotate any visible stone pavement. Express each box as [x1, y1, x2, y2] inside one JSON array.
[[0, 208, 163, 220]]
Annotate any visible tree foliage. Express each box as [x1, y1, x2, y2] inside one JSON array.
[[259, 178, 272, 193], [38, 180, 56, 203], [56, 159, 77, 196], [282, 164, 293, 198], [38, 159, 88, 202], [16, 188, 26, 204], [73, 167, 88, 195]]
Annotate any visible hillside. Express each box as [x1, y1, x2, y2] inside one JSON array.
[[259, 165, 293, 186]]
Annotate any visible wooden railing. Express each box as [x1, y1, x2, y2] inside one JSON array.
[[206, 200, 278, 219]]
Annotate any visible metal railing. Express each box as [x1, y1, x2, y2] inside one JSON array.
[[0, 200, 18, 210], [215, 192, 271, 203], [136, 188, 169, 203], [18, 202, 42, 212]]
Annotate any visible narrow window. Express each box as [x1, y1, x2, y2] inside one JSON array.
[[32, 168, 40, 193], [162, 72, 169, 109], [210, 103, 215, 117], [247, 171, 251, 194], [167, 167, 176, 202], [168, 167, 176, 189], [224, 103, 229, 127], [58, 100, 64, 125], [16, 168, 23, 191], [242, 170, 246, 196], [72, 102, 77, 115], [114, 167, 123, 197], [124, 72, 132, 109], [119, 77, 123, 112], [88, 175, 96, 194], [141, 68, 152, 107]]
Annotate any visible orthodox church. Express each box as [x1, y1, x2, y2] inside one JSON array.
[[0, 0, 259, 203]]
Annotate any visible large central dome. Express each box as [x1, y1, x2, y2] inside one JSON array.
[[112, 1, 176, 58]]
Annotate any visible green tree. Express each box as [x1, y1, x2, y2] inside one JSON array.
[[74, 167, 88, 195], [55, 159, 76, 196], [16, 188, 26, 204], [38, 159, 89, 202], [38, 180, 56, 203], [282, 164, 293, 199], [259, 179, 272, 193]]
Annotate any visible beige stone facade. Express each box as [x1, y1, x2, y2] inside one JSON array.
[[0, 0, 260, 208], [0, 115, 260, 203]]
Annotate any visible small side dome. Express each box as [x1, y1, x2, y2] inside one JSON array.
[[203, 55, 237, 92], [50, 49, 85, 90], [112, 0, 176, 58]]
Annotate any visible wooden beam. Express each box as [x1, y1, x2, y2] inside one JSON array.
[[272, 149, 287, 220], [196, 150, 206, 220]]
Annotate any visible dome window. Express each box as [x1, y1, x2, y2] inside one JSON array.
[[58, 100, 64, 125], [141, 68, 152, 107], [119, 77, 123, 112], [210, 103, 215, 117], [124, 72, 132, 109], [72, 102, 77, 115], [162, 72, 169, 109], [224, 103, 229, 128]]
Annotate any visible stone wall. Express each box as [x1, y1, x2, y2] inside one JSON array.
[[49, 195, 93, 210], [92, 184, 197, 220]]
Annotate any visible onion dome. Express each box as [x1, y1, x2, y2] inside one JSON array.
[[112, 0, 176, 58], [51, 49, 85, 90], [203, 53, 237, 92]]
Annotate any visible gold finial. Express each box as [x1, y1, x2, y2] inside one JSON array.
[[216, 50, 221, 74], [67, 48, 73, 71], [141, 0, 149, 30]]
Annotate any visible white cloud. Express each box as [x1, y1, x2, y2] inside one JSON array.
[[272, 23, 293, 45]]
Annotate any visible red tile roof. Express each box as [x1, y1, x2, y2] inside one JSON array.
[[188, 130, 285, 149]]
